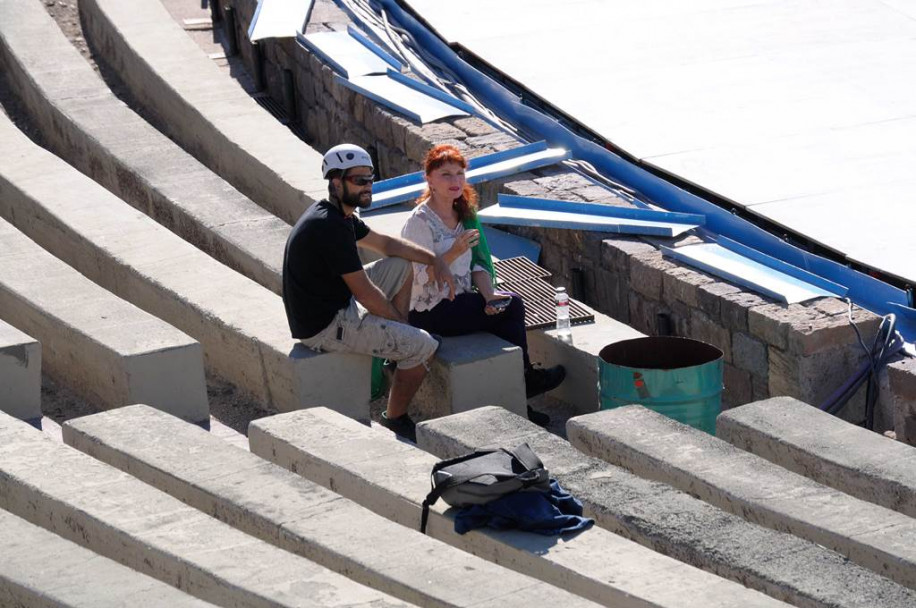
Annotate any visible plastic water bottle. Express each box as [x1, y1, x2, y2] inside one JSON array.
[[555, 287, 572, 339]]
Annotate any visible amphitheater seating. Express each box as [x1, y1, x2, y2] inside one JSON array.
[[0, 318, 40, 424], [0, 0, 289, 295], [63, 404, 601, 608], [718, 396, 916, 518], [79, 0, 327, 225], [0, 108, 371, 419], [249, 406, 792, 608], [0, 217, 208, 423], [566, 405, 916, 589], [415, 406, 916, 608], [0, 509, 216, 608], [0, 411, 411, 608]]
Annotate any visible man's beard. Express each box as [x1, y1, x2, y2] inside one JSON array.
[[343, 187, 372, 209]]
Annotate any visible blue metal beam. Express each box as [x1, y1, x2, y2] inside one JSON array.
[[499, 194, 705, 225]]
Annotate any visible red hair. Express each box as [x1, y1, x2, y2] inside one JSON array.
[[419, 144, 478, 222]]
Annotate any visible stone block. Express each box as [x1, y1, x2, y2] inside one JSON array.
[[733, 332, 768, 377], [600, 236, 655, 273], [595, 267, 629, 322], [887, 357, 916, 410], [697, 280, 742, 320], [451, 116, 494, 137], [575, 185, 627, 205], [749, 303, 793, 350], [533, 171, 592, 193], [787, 306, 882, 356], [404, 123, 431, 162], [500, 175, 548, 198], [421, 121, 467, 143], [720, 290, 769, 333], [663, 266, 714, 308], [723, 363, 753, 408], [690, 309, 732, 362], [0, 321, 41, 423], [629, 251, 673, 300], [465, 131, 521, 152]]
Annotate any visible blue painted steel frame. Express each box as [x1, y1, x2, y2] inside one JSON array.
[[369, 0, 914, 340], [498, 194, 705, 225], [367, 141, 569, 210]]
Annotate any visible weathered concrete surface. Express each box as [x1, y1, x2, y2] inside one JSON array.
[[0, 509, 217, 608], [718, 397, 916, 517], [527, 311, 644, 414], [416, 406, 916, 608], [250, 407, 790, 608], [0, 217, 208, 422], [79, 0, 326, 225], [63, 405, 599, 608], [567, 405, 916, 590], [0, 0, 289, 295], [0, 412, 411, 608], [0, 107, 371, 418], [414, 333, 526, 419], [0, 318, 40, 423]]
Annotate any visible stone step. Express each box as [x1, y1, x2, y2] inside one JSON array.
[[63, 405, 599, 608], [415, 406, 916, 608], [0, 318, 41, 425], [249, 406, 791, 608], [0, 508, 217, 608], [0, 108, 371, 419], [567, 405, 916, 590], [718, 396, 916, 519], [0, 0, 289, 295], [0, 411, 412, 608], [79, 0, 326, 226], [0, 217, 208, 423]]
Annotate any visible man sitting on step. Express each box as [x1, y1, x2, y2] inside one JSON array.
[[282, 144, 454, 441]]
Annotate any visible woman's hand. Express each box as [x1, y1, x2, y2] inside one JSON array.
[[449, 229, 480, 257], [484, 295, 512, 316], [428, 255, 457, 301]]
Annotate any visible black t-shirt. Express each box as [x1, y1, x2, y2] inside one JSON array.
[[282, 199, 370, 338]]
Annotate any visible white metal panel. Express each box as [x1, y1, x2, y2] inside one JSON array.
[[248, 0, 312, 41]]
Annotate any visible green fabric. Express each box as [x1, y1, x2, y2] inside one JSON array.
[[371, 357, 387, 400], [463, 213, 497, 283]]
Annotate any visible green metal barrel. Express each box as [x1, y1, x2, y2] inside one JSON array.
[[598, 337, 723, 435]]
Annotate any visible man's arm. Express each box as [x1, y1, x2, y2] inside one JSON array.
[[341, 269, 406, 323], [360, 230, 456, 299]]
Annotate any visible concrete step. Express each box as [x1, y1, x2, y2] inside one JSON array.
[[79, 0, 326, 226], [0, 217, 208, 423], [249, 406, 791, 608], [0, 108, 371, 419], [0, 318, 41, 425], [0, 0, 289, 295], [63, 405, 599, 608], [0, 411, 412, 608], [416, 406, 916, 608], [0, 508, 217, 608], [718, 396, 916, 518], [567, 405, 916, 590]]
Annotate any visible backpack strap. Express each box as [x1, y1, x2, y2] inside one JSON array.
[[505, 443, 543, 472]]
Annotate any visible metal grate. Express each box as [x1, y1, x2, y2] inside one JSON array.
[[494, 256, 552, 284], [252, 93, 307, 140], [494, 257, 595, 330]]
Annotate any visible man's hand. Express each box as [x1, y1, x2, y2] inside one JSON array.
[[429, 255, 457, 300]]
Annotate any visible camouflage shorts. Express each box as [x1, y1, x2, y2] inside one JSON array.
[[300, 257, 438, 370]]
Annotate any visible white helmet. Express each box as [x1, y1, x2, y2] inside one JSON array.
[[322, 144, 373, 178]]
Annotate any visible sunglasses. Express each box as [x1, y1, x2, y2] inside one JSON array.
[[343, 174, 375, 186]]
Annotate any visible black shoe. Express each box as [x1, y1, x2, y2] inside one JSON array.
[[526, 405, 551, 427], [525, 364, 566, 399], [380, 411, 417, 442]]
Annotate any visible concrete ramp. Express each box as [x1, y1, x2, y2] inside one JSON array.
[[416, 406, 916, 608], [0, 411, 411, 608], [249, 407, 790, 608], [0, 105, 370, 418], [567, 405, 916, 590], [0, 509, 216, 608], [0, 0, 289, 295], [0, 217, 207, 422], [79, 0, 326, 225], [63, 404, 600, 608], [0, 319, 40, 424], [718, 396, 916, 518]]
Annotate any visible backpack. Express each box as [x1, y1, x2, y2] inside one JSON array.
[[420, 443, 550, 533]]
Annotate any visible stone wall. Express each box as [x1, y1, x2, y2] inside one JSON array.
[[222, 0, 915, 443]]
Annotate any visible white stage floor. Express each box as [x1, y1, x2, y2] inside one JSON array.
[[405, 0, 916, 285]]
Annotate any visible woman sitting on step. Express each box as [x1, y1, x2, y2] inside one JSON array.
[[400, 144, 565, 425]]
